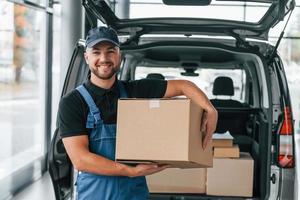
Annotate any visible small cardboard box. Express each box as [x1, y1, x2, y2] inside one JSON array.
[[212, 139, 233, 147], [212, 131, 234, 147], [214, 145, 240, 158], [146, 168, 206, 193], [116, 98, 213, 168], [206, 152, 254, 197]]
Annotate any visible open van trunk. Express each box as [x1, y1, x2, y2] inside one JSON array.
[[119, 39, 273, 199]]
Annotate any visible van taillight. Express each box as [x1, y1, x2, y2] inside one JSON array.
[[280, 107, 293, 134], [278, 107, 294, 168]]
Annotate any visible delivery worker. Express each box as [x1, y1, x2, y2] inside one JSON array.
[[58, 26, 218, 200]]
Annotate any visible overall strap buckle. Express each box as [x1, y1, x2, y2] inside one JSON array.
[[76, 85, 102, 128]]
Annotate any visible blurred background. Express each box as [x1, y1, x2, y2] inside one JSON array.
[[0, 0, 299, 199]]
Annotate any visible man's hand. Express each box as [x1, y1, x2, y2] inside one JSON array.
[[127, 164, 170, 177], [201, 107, 218, 149]]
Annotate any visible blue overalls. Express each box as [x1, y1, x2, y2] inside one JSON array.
[[75, 81, 148, 200]]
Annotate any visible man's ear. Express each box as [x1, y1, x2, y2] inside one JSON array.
[[84, 52, 89, 64], [118, 49, 122, 60], [117, 51, 122, 66], [119, 52, 122, 61]]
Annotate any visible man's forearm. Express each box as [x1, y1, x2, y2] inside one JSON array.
[[164, 80, 214, 111], [181, 81, 214, 111], [62, 136, 133, 177], [72, 151, 132, 176]]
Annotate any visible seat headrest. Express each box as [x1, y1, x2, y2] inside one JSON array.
[[213, 76, 234, 96], [146, 73, 165, 80]]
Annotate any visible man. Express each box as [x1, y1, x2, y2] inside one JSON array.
[[58, 26, 218, 200]]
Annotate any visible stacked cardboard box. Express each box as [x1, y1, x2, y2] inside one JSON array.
[[207, 131, 254, 197], [146, 168, 206, 193], [206, 152, 254, 197], [212, 131, 233, 147], [116, 99, 254, 197], [212, 131, 240, 158]]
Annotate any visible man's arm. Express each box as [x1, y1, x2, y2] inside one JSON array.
[[164, 80, 218, 149], [62, 135, 168, 176]]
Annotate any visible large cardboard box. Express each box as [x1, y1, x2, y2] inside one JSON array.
[[206, 152, 254, 197], [146, 168, 206, 193], [116, 98, 213, 168], [214, 145, 240, 158]]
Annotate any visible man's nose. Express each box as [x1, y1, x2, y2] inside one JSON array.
[[99, 52, 109, 62]]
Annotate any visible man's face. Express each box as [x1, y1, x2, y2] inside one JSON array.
[[84, 41, 121, 80]]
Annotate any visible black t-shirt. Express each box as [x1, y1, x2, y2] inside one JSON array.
[[58, 78, 167, 138]]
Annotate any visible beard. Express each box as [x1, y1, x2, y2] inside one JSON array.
[[91, 64, 119, 80]]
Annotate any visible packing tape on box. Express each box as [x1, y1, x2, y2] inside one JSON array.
[[149, 100, 160, 108]]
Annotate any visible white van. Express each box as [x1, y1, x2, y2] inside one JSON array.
[[49, 0, 296, 199]]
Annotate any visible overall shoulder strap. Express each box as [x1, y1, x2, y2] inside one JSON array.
[[117, 80, 128, 98], [76, 85, 101, 128]]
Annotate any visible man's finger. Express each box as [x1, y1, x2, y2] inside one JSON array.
[[201, 123, 206, 132], [203, 130, 213, 150], [203, 133, 208, 149], [145, 164, 170, 175], [201, 113, 208, 132]]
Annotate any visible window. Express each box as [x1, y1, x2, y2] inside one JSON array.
[[51, 2, 62, 135], [135, 66, 246, 102], [0, 1, 49, 198]]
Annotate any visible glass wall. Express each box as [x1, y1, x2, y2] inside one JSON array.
[[52, 2, 62, 135], [0, 0, 53, 199]]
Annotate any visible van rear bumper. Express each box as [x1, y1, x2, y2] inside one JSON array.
[[279, 168, 296, 200], [149, 194, 260, 200]]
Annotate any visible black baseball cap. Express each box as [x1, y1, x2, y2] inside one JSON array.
[[85, 26, 120, 48]]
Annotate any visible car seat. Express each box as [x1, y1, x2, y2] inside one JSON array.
[[146, 73, 165, 80], [210, 76, 248, 139], [210, 76, 244, 107]]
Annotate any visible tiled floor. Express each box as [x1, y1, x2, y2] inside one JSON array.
[[11, 172, 55, 200]]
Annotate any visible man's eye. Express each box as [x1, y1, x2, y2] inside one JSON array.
[[92, 51, 100, 55]]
